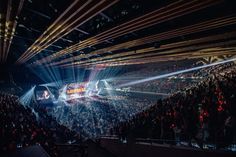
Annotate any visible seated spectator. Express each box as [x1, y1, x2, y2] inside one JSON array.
[[113, 63, 236, 150]]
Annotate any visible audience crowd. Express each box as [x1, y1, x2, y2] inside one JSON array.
[[0, 92, 80, 156], [129, 77, 197, 94], [1, 61, 236, 156], [49, 95, 156, 139], [113, 63, 236, 149]]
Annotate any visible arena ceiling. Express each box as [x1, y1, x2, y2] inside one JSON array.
[[1, 0, 236, 69]]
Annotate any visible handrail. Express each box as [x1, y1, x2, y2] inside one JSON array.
[[100, 136, 236, 151]]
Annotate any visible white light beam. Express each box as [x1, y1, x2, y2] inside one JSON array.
[[118, 57, 236, 87]]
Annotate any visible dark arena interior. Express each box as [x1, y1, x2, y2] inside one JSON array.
[[1, 0, 236, 157]]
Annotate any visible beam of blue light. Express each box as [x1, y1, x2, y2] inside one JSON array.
[[39, 81, 59, 87], [27, 64, 63, 87], [19, 86, 40, 121], [58, 85, 67, 101], [118, 57, 236, 87], [20, 85, 36, 106]]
